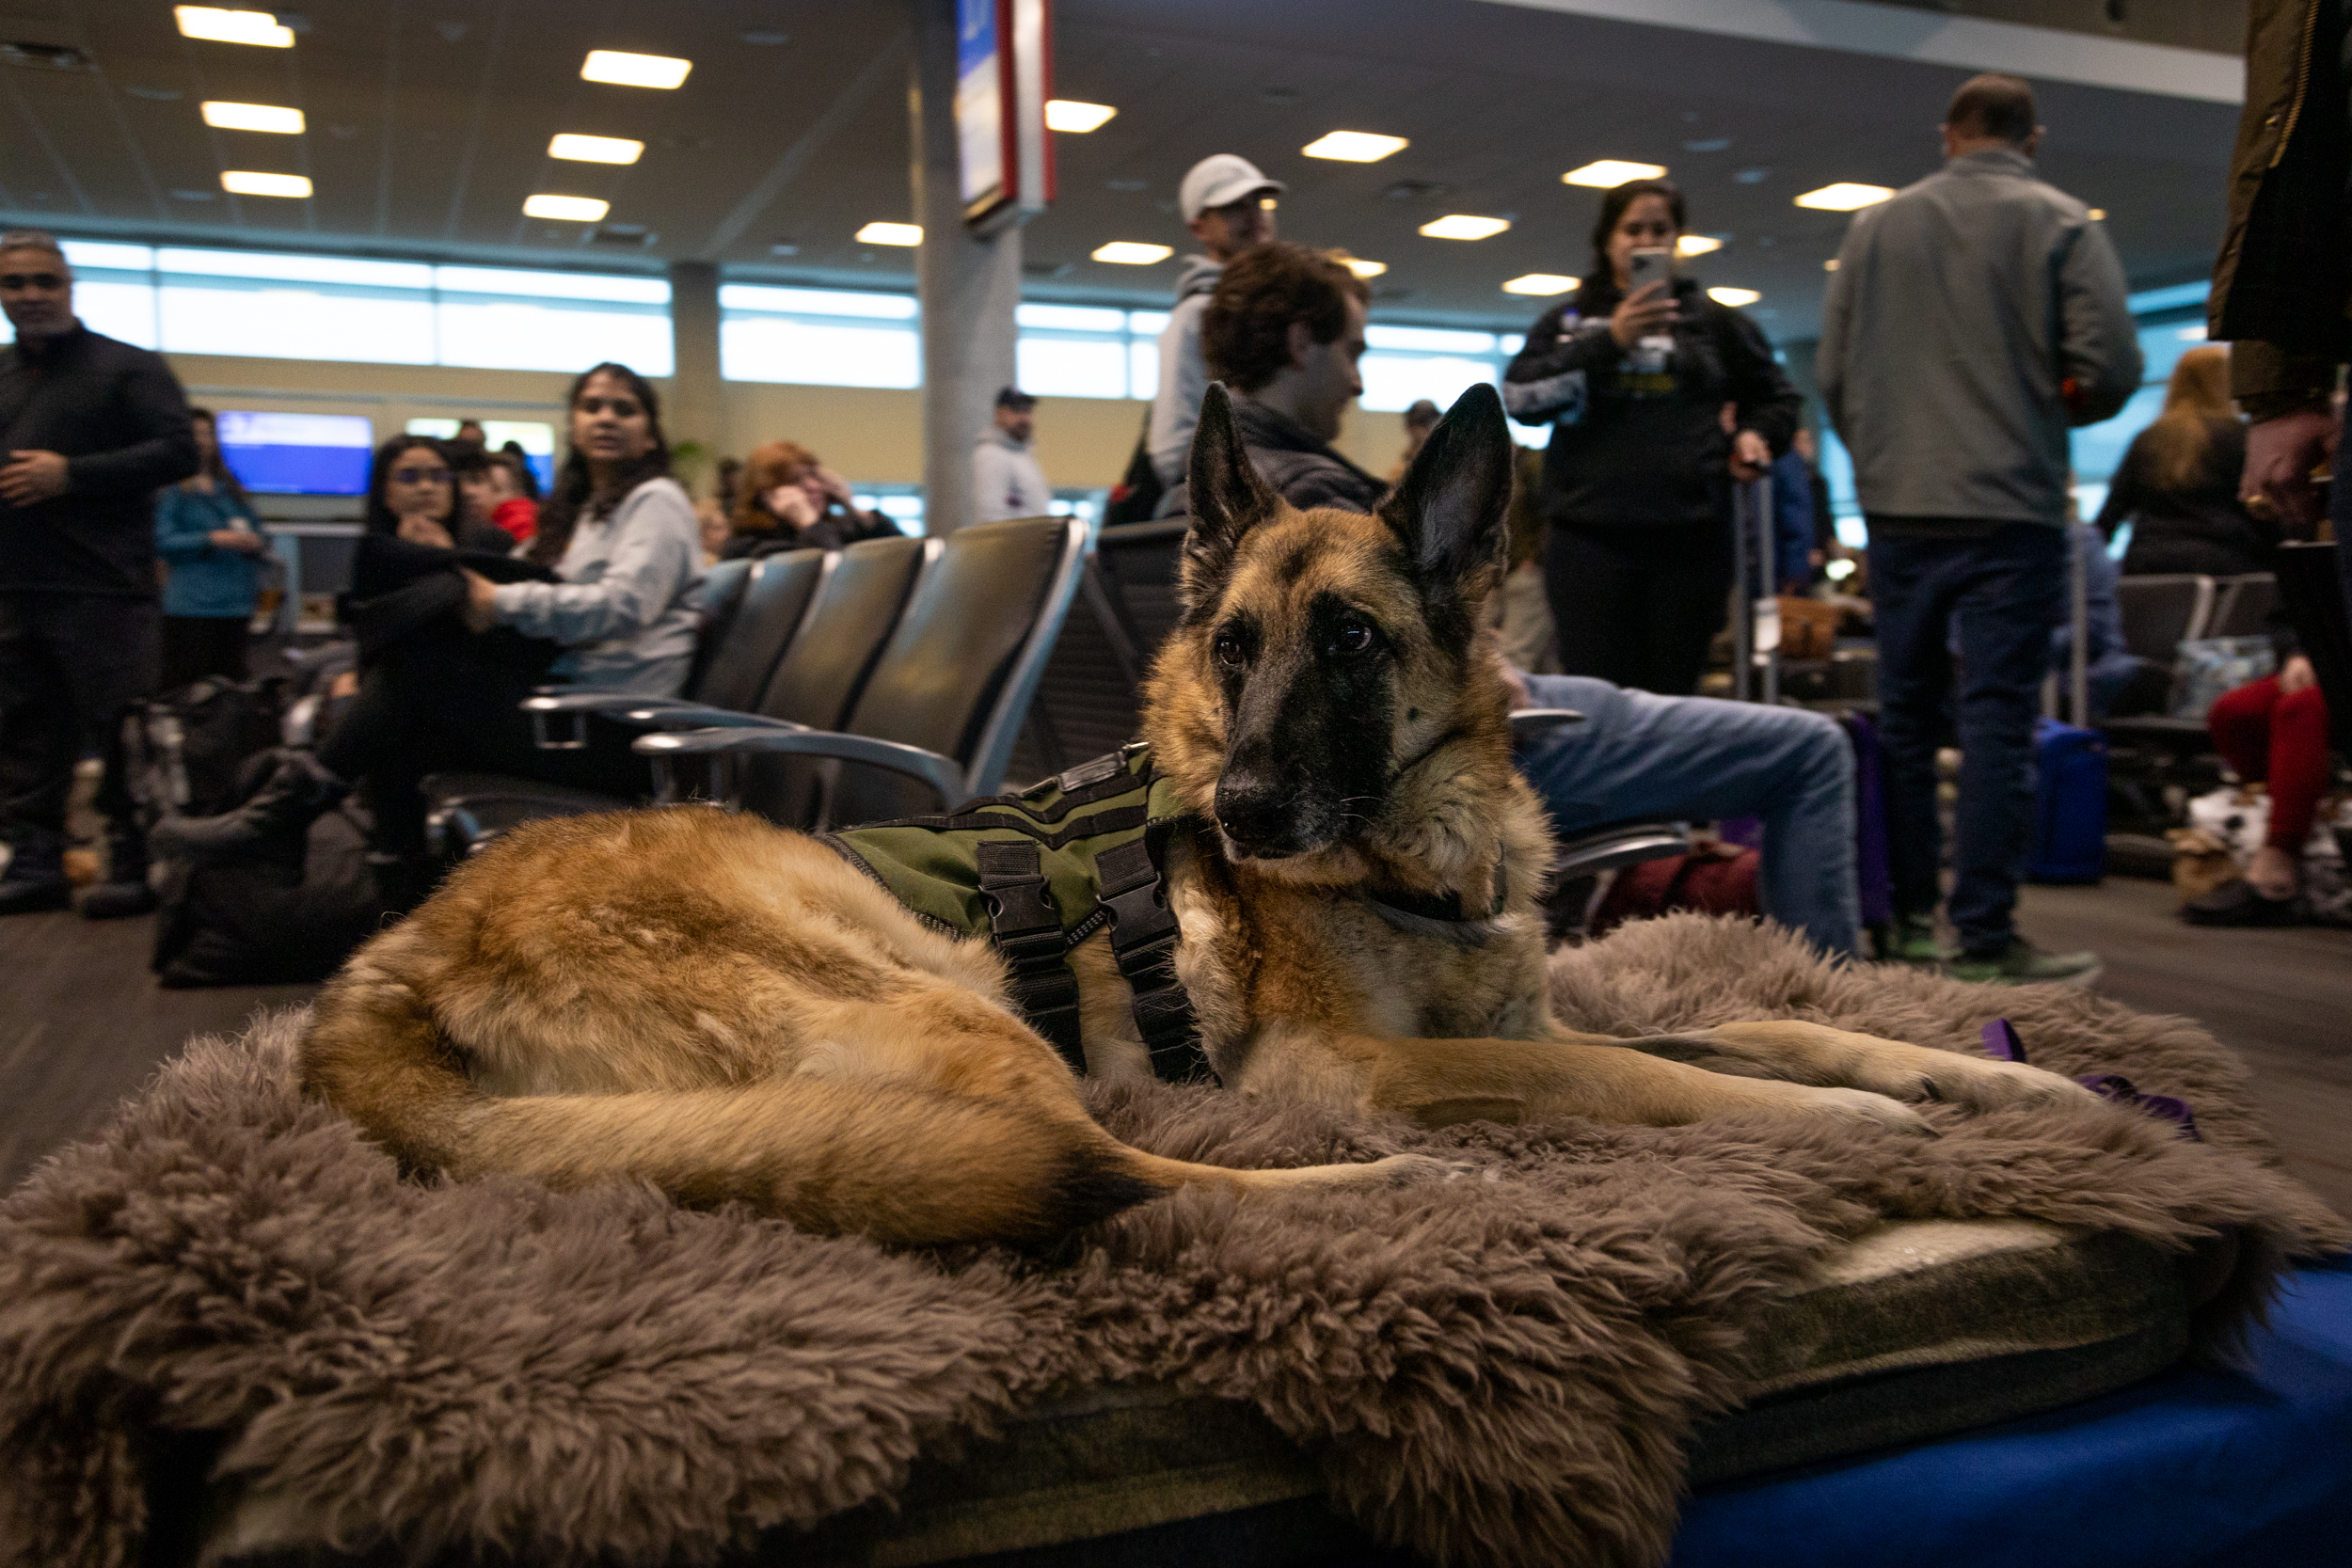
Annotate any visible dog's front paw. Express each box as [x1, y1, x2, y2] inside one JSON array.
[[1885, 1056, 2104, 1114], [1742, 1080, 1934, 1135]]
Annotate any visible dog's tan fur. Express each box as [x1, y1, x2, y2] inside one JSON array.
[[300, 386, 2092, 1246]]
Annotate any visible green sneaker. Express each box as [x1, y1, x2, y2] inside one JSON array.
[[1882, 913, 1953, 966], [1947, 939, 2102, 988]]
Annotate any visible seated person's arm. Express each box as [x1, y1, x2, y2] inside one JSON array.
[[479, 489, 697, 644]]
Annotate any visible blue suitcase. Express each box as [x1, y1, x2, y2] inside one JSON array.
[[2024, 716, 2107, 883]]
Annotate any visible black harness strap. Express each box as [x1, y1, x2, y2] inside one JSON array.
[[1096, 834, 1211, 1084], [977, 839, 1086, 1073]]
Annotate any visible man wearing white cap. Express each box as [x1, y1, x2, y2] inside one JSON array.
[[1145, 153, 1284, 489]]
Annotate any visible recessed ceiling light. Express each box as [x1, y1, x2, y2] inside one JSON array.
[[1502, 273, 1578, 295], [549, 133, 644, 165], [580, 50, 692, 89], [1045, 100, 1117, 133], [524, 193, 610, 221], [855, 221, 923, 245], [1091, 241, 1172, 264], [1793, 182, 1894, 211], [1823, 258, 1840, 271], [1563, 160, 1666, 188], [1419, 214, 1510, 241], [174, 7, 294, 47], [2088, 207, 2107, 220], [200, 101, 303, 134], [1302, 131, 1407, 163], [2177, 324, 2207, 341], [220, 170, 310, 198], [1341, 257, 1388, 278], [1707, 286, 1760, 306], [1676, 234, 1724, 257]]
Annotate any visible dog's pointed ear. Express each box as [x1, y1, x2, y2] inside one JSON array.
[[1377, 382, 1512, 597], [1179, 383, 1279, 618]]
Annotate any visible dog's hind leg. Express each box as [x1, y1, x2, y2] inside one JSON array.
[[1635, 1021, 2100, 1115]]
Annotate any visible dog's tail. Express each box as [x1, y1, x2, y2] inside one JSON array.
[[296, 966, 1164, 1248]]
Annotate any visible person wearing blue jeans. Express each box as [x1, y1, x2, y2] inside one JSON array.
[[1868, 522, 2099, 980], [1512, 672, 1860, 958]]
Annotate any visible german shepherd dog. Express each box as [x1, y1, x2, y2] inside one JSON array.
[[301, 384, 2090, 1246]]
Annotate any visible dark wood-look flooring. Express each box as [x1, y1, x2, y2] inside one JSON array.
[[3, 881, 2346, 1210]]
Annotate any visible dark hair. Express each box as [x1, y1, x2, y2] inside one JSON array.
[[1200, 243, 1370, 394], [363, 435, 457, 536], [529, 361, 671, 566], [498, 438, 541, 499], [184, 406, 249, 507], [1588, 179, 1686, 294], [1947, 72, 2036, 144]]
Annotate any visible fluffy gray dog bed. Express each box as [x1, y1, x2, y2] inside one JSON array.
[[3, 915, 2344, 1568]]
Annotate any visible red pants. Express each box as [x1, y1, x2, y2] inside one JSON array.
[[2207, 674, 2332, 852]]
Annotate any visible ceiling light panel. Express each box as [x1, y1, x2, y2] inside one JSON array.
[[1502, 273, 1578, 295], [220, 170, 311, 198], [524, 193, 610, 221], [1676, 234, 1723, 257], [174, 7, 294, 46], [580, 50, 692, 89], [1091, 241, 1172, 264], [1302, 131, 1407, 163], [1419, 214, 1510, 241], [1044, 100, 1116, 133], [1563, 160, 1666, 187], [1792, 182, 1894, 211], [200, 101, 304, 133], [855, 221, 923, 245], [549, 133, 644, 165], [1707, 286, 1760, 306], [1341, 258, 1388, 278]]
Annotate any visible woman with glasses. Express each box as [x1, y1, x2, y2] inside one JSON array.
[[363, 435, 515, 554], [158, 364, 702, 887]]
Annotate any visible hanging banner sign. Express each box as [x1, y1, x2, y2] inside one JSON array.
[[956, 0, 1054, 233]]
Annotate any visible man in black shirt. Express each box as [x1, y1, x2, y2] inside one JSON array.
[[0, 230, 199, 914]]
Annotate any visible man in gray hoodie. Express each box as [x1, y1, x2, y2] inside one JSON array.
[[1818, 73, 2141, 985], [1145, 154, 1283, 489]]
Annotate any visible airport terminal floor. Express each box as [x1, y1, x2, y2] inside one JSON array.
[[3, 2, 2349, 1565]]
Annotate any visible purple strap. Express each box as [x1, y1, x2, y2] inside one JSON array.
[[1983, 1021, 2200, 1141]]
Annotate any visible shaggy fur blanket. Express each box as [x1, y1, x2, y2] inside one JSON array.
[[3, 916, 2344, 1568]]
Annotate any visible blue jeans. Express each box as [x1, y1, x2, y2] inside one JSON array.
[[1867, 522, 2065, 956], [1515, 673, 1860, 957]]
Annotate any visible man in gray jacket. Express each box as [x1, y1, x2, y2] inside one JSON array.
[[1146, 154, 1283, 489], [1818, 73, 2140, 984]]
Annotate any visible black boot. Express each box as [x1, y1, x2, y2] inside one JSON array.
[[0, 834, 71, 915], [151, 751, 350, 866]]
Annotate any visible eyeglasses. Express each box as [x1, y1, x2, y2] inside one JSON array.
[[391, 467, 452, 485], [0, 273, 66, 290]]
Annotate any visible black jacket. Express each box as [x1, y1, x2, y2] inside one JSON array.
[[1155, 395, 1390, 517], [2096, 419, 2274, 577], [0, 325, 199, 596], [2209, 0, 2351, 417], [1502, 277, 1798, 531]]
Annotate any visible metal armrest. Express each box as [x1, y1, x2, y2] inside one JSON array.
[[634, 726, 965, 815], [1552, 821, 1689, 880], [522, 692, 803, 748], [1509, 708, 1587, 744]]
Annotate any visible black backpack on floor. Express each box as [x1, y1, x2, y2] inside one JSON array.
[[151, 803, 409, 988]]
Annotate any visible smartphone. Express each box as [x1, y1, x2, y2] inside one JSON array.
[[1627, 246, 1674, 296]]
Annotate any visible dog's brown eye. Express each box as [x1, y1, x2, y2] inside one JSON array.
[[1214, 631, 1246, 668], [1331, 621, 1375, 657]]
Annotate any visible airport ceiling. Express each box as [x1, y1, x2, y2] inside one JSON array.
[[0, 0, 2248, 341]]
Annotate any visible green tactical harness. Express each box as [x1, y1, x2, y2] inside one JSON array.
[[818, 744, 1212, 1084]]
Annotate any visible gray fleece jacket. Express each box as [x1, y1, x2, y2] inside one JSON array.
[[1146, 256, 1225, 488], [1817, 149, 2141, 527]]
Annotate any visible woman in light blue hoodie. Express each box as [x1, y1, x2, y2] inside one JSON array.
[[154, 408, 270, 688]]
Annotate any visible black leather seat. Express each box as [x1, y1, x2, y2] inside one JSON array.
[[423, 544, 908, 857], [1007, 520, 1184, 780], [637, 515, 1089, 826]]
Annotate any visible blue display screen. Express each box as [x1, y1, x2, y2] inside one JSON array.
[[215, 410, 374, 496]]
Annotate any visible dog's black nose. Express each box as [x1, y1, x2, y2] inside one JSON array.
[[1214, 770, 1310, 858]]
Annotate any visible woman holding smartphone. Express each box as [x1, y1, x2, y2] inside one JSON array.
[[1502, 178, 1800, 694]]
